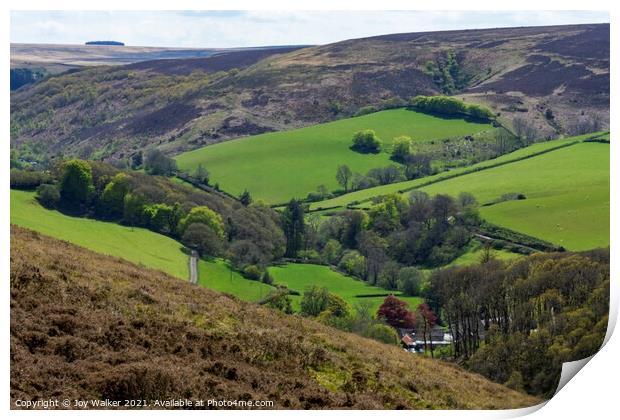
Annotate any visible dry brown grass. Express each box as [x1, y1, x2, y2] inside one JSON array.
[[10, 226, 540, 409]]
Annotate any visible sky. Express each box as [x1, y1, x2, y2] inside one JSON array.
[[10, 10, 610, 48]]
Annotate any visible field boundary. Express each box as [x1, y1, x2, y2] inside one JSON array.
[[337, 135, 601, 210]]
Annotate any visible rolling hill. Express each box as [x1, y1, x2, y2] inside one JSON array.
[[10, 43, 304, 88], [10, 24, 609, 163], [331, 135, 609, 251], [10, 189, 189, 278], [419, 142, 609, 250], [310, 132, 598, 210], [10, 225, 541, 409], [175, 108, 495, 203]]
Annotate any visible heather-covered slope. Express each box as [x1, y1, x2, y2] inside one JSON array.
[[10, 24, 608, 162], [10, 226, 540, 409]]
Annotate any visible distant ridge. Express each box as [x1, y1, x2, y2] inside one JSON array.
[[85, 41, 124, 46]]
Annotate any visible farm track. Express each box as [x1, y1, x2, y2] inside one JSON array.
[[189, 250, 199, 284], [473, 233, 540, 254]]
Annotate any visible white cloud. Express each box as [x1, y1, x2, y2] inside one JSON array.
[[10, 10, 610, 48]]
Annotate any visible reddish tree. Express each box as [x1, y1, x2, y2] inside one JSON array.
[[377, 295, 416, 328], [416, 303, 438, 357]]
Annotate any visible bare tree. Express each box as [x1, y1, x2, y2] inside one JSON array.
[[336, 165, 352, 192], [494, 129, 513, 155], [512, 117, 539, 144], [567, 113, 603, 135]]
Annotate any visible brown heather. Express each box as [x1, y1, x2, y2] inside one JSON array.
[[10, 226, 540, 409]]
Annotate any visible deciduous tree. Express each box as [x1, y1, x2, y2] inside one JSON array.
[[59, 159, 94, 209], [377, 295, 415, 329]]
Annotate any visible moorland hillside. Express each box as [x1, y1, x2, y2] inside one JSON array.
[[10, 24, 608, 161], [10, 226, 540, 409]]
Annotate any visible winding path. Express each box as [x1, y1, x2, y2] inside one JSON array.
[[189, 250, 199, 284], [473, 233, 541, 253]]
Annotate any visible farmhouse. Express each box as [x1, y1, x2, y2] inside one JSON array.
[[400, 326, 453, 353]]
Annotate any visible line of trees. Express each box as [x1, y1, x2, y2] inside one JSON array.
[[409, 95, 495, 121], [332, 161, 433, 196]]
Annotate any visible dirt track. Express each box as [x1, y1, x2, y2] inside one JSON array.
[[189, 250, 198, 284]]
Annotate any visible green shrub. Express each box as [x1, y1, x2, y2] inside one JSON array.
[[366, 323, 399, 345], [178, 206, 225, 239], [181, 223, 223, 257], [10, 169, 51, 189], [391, 136, 412, 162], [261, 271, 274, 285], [35, 184, 60, 209], [321, 239, 343, 265], [351, 129, 382, 153], [397, 267, 422, 296], [355, 105, 377, 117], [409, 95, 494, 121], [59, 159, 94, 208], [243, 264, 262, 281], [100, 173, 130, 218], [338, 250, 366, 278], [300, 285, 330, 317]]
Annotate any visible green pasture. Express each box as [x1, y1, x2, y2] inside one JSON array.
[[198, 258, 275, 302], [447, 241, 524, 267], [311, 133, 598, 210], [175, 108, 493, 203], [419, 142, 609, 251], [268, 263, 423, 314], [10, 189, 189, 278]]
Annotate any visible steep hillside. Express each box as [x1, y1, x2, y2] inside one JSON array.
[[10, 226, 540, 409], [10, 24, 608, 162]]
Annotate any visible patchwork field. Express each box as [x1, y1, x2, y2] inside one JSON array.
[[175, 109, 494, 203], [268, 263, 423, 313], [10, 189, 189, 278], [418, 142, 609, 250], [311, 133, 598, 210], [198, 258, 275, 301]]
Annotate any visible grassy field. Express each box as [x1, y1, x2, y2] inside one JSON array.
[[198, 258, 275, 302], [447, 241, 523, 266], [311, 133, 598, 210], [268, 263, 423, 313], [10, 189, 189, 278], [418, 142, 609, 251], [175, 109, 493, 203]]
